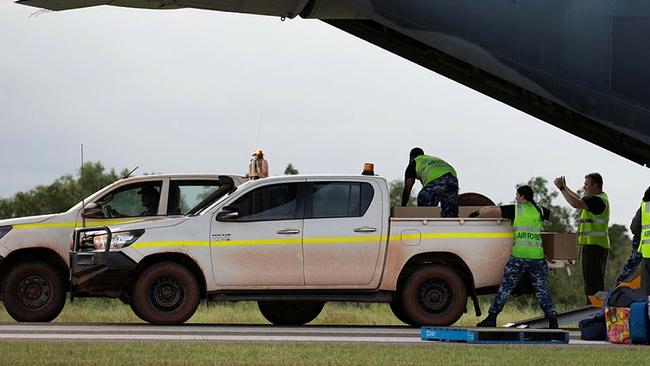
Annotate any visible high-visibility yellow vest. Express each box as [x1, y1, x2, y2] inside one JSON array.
[[512, 202, 545, 259], [414, 155, 457, 188], [577, 192, 610, 249], [638, 202, 650, 258]]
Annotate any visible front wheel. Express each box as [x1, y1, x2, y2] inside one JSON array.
[[258, 301, 325, 325], [2, 261, 66, 322], [131, 262, 200, 325], [399, 265, 467, 326]]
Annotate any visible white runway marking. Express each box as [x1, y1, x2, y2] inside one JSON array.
[[0, 323, 608, 346]]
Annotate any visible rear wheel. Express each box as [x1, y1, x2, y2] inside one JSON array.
[[131, 262, 200, 325], [2, 261, 66, 322], [399, 265, 467, 326], [258, 301, 325, 325]]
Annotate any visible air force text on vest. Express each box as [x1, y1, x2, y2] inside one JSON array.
[[516, 232, 542, 241]]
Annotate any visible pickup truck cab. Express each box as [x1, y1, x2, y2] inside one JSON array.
[[71, 175, 514, 326], [0, 173, 244, 322]]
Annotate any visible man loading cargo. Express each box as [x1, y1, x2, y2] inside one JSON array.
[[615, 188, 646, 285], [554, 173, 609, 300], [472, 185, 558, 328], [634, 187, 650, 296], [401, 147, 459, 217]]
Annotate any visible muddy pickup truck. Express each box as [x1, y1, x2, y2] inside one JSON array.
[[70, 174, 515, 326], [0, 174, 244, 322]]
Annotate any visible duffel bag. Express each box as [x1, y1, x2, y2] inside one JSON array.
[[579, 314, 607, 341]]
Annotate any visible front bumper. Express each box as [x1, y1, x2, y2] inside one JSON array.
[[70, 251, 137, 298]]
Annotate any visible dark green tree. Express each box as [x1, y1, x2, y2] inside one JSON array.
[[0, 162, 128, 219], [284, 164, 299, 175], [389, 180, 415, 208]]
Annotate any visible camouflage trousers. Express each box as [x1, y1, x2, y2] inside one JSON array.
[[417, 173, 459, 217], [615, 236, 642, 284], [488, 257, 557, 318]]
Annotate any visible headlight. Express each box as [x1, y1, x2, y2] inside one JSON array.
[[0, 225, 12, 240], [80, 230, 144, 251]]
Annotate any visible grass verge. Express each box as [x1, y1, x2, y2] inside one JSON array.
[[1, 341, 649, 366], [0, 298, 553, 326]]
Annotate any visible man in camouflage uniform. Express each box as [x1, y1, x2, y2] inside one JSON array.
[[401, 147, 459, 217], [472, 185, 558, 328], [616, 235, 641, 284], [615, 188, 650, 284]]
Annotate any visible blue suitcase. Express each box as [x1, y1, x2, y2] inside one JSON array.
[[629, 301, 649, 344]]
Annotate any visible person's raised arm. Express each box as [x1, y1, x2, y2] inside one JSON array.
[[402, 178, 415, 206], [470, 206, 502, 218], [554, 176, 588, 209]]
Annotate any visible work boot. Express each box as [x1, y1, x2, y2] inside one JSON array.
[[547, 317, 559, 329], [476, 313, 497, 327]]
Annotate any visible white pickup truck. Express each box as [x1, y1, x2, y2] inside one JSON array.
[[71, 175, 514, 326], [0, 174, 244, 322]]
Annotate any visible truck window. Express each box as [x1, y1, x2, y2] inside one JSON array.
[[94, 181, 163, 218], [168, 180, 221, 215], [229, 183, 299, 222], [310, 182, 374, 219]]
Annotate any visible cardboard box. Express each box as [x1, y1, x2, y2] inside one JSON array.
[[391, 206, 487, 218], [542, 233, 578, 260]]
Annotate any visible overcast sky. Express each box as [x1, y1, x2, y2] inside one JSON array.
[[1, 3, 649, 227]]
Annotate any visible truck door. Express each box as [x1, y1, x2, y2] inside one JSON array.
[[302, 180, 383, 286], [210, 182, 305, 287]]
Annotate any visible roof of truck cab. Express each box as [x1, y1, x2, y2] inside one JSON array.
[[241, 174, 388, 183], [117, 173, 245, 183]]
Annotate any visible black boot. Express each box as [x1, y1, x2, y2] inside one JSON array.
[[476, 313, 497, 327], [547, 316, 559, 329]]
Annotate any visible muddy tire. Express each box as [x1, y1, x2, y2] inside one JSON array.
[[399, 265, 467, 326], [458, 192, 495, 207], [258, 301, 325, 325], [131, 262, 199, 325], [2, 261, 66, 322]]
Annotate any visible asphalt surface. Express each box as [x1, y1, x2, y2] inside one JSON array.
[[0, 323, 613, 346]]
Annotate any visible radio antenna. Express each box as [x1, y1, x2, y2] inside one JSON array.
[[122, 166, 139, 179], [255, 112, 262, 148], [80, 144, 86, 227]]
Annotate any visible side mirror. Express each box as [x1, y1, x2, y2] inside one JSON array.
[[81, 202, 103, 218], [216, 206, 239, 222]]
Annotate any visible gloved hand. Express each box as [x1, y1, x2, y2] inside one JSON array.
[[468, 211, 480, 218]]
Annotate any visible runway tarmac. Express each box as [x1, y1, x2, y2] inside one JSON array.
[[0, 323, 611, 346]]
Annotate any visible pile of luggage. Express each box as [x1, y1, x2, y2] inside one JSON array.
[[579, 286, 648, 344]]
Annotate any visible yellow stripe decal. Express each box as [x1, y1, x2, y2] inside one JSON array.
[[14, 219, 144, 230], [14, 222, 76, 229], [132, 239, 302, 248], [130, 232, 512, 249]]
